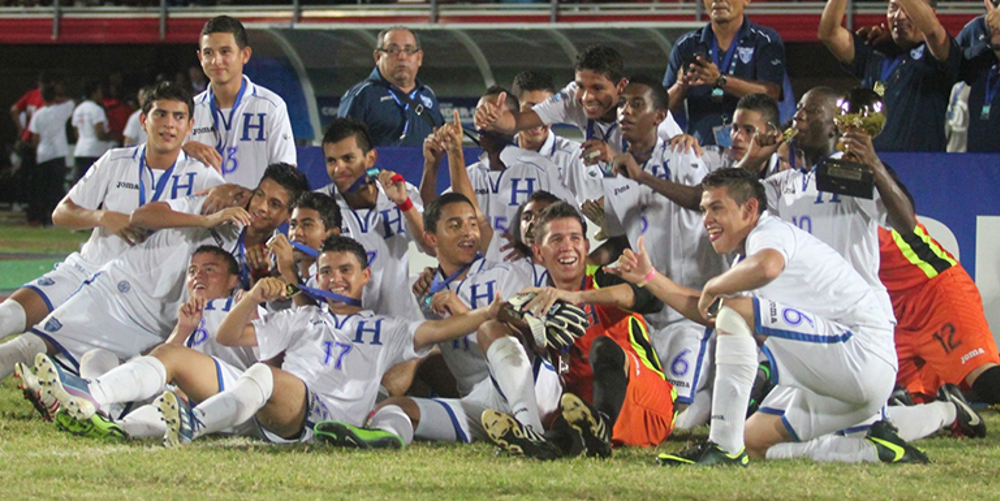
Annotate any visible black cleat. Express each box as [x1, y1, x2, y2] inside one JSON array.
[[888, 385, 915, 407], [656, 441, 749, 467], [866, 420, 929, 464], [561, 393, 612, 459], [747, 361, 774, 417], [937, 383, 986, 438], [481, 409, 561, 461]]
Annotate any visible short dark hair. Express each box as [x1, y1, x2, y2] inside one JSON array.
[[701, 168, 767, 215], [510, 190, 562, 244], [293, 192, 342, 232], [512, 71, 556, 99], [534, 201, 588, 242], [323, 117, 375, 154], [193, 245, 239, 276], [41, 82, 58, 103], [376, 26, 420, 50], [575, 45, 625, 84], [320, 234, 370, 270], [260, 163, 310, 209], [201, 15, 249, 49], [625, 74, 669, 111], [484, 85, 519, 113], [141, 81, 194, 118], [424, 192, 475, 234], [736, 93, 780, 131], [82, 78, 102, 100]]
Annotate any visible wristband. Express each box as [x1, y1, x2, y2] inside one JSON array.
[[396, 197, 414, 212], [636, 269, 656, 288]]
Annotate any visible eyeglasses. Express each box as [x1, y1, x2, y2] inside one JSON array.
[[377, 46, 421, 57]]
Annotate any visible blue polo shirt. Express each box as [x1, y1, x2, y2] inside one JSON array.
[[663, 16, 787, 146], [960, 47, 1000, 152], [844, 33, 960, 152], [338, 67, 444, 147], [956, 14, 988, 52]]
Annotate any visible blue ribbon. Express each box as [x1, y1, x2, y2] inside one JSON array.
[[427, 258, 478, 298], [290, 241, 318, 258], [137, 146, 177, 207], [297, 283, 363, 307], [208, 78, 248, 155], [982, 64, 1000, 120], [879, 53, 904, 86]]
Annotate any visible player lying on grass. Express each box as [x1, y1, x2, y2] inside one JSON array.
[[608, 168, 926, 465], [481, 202, 676, 460]]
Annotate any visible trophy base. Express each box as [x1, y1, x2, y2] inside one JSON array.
[[816, 158, 875, 200]]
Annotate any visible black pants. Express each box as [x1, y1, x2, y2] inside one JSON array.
[[28, 158, 67, 226], [75, 156, 99, 183]]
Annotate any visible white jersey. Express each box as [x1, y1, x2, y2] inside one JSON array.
[[29, 101, 74, 164], [253, 307, 429, 426], [189, 75, 297, 189], [184, 296, 260, 372], [603, 140, 725, 326], [67, 146, 224, 269], [425, 258, 534, 396], [72, 100, 112, 158], [97, 195, 243, 334], [520, 132, 605, 204], [763, 162, 894, 320], [317, 181, 424, 321], [532, 81, 683, 153], [122, 109, 146, 145], [701, 146, 780, 176]]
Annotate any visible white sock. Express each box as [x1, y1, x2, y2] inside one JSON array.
[[79, 349, 121, 379], [674, 389, 712, 430], [192, 363, 273, 439], [0, 300, 27, 338], [89, 356, 168, 409], [766, 435, 879, 463], [119, 404, 167, 439], [887, 402, 956, 442], [486, 336, 543, 430], [369, 405, 414, 445], [707, 307, 758, 455], [0, 333, 47, 380]]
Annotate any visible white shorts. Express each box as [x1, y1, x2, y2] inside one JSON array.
[[255, 384, 335, 444], [412, 356, 562, 443], [21, 252, 97, 313], [212, 357, 246, 393], [31, 272, 165, 371], [651, 320, 714, 405], [753, 297, 896, 441]]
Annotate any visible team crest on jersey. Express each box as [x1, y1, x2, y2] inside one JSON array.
[[738, 47, 755, 64], [44, 318, 62, 332], [117, 280, 131, 293], [420, 95, 434, 108], [36, 277, 55, 287], [910, 45, 925, 60]]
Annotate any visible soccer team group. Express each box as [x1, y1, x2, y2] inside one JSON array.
[[0, 13, 997, 467]]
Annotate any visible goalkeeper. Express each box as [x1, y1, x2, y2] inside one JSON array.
[[482, 202, 676, 459]]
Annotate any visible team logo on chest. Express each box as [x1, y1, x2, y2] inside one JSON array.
[[737, 47, 755, 64]]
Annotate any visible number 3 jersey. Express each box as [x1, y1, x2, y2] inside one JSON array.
[[184, 296, 261, 373], [252, 307, 429, 426]]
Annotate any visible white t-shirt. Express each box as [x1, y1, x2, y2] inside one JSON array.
[[317, 182, 424, 321], [189, 76, 297, 189], [532, 81, 683, 153], [122, 109, 146, 146], [763, 161, 894, 321], [253, 307, 428, 426], [519, 132, 605, 204], [603, 139, 726, 327], [28, 101, 74, 164], [68, 146, 224, 268], [701, 146, 780, 175], [425, 257, 534, 396], [72, 100, 112, 158], [184, 296, 260, 372]]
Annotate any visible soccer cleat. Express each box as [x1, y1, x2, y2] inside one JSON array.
[[747, 361, 774, 417], [481, 409, 561, 461], [560, 393, 612, 459], [157, 390, 195, 447], [13, 361, 59, 421], [34, 353, 99, 422], [888, 385, 915, 407], [865, 420, 930, 464], [656, 441, 749, 467], [53, 409, 126, 441], [937, 383, 986, 438], [313, 421, 405, 450]]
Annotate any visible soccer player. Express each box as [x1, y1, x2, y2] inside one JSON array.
[[700, 93, 784, 178], [184, 15, 297, 188], [267, 192, 342, 294], [317, 117, 428, 321], [156, 235, 504, 448], [612, 169, 923, 465], [484, 202, 676, 458], [601, 75, 726, 429], [0, 82, 225, 379], [819, 0, 959, 151], [474, 45, 683, 162], [28, 246, 245, 440]]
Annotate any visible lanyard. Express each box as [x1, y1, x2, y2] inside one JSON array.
[[388, 87, 422, 143], [427, 259, 478, 297], [137, 147, 177, 207], [236, 230, 250, 288], [585, 120, 621, 147], [880, 53, 904, 84], [802, 151, 837, 190], [298, 284, 363, 308], [291, 241, 319, 258], [710, 21, 747, 76], [983, 64, 1000, 117], [208, 78, 248, 155]]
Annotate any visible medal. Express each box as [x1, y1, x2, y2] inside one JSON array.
[[873, 81, 885, 97], [982, 104, 991, 121]]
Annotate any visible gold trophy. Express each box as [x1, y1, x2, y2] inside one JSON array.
[[815, 88, 886, 200]]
